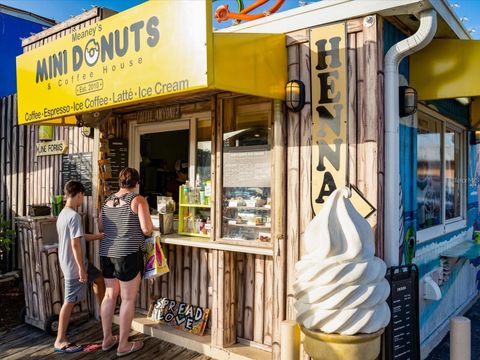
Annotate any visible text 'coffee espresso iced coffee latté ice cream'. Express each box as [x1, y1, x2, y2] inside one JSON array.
[[294, 188, 391, 335]]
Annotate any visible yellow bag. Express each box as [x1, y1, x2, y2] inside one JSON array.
[[144, 235, 169, 279]]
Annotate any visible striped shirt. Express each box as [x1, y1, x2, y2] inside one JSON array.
[[100, 192, 145, 258]]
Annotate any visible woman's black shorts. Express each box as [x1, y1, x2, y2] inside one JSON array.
[[101, 251, 144, 282]]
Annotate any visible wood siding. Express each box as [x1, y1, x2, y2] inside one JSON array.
[[285, 15, 385, 358], [0, 94, 25, 271]]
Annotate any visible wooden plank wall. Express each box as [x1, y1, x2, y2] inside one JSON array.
[[136, 245, 215, 330], [285, 15, 385, 358], [0, 94, 25, 271], [16, 218, 87, 328]]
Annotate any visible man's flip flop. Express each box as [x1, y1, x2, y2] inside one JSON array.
[[116, 340, 144, 357], [54, 343, 83, 353], [102, 335, 119, 351]]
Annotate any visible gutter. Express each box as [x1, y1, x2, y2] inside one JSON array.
[[384, 9, 437, 267]]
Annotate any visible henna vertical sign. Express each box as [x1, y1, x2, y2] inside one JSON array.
[[310, 22, 348, 214]]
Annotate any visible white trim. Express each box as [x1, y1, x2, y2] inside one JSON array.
[[416, 105, 467, 243], [218, 0, 425, 34], [420, 293, 479, 359], [159, 233, 274, 256], [427, 0, 472, 40], [128, 119, 190, 171], [417, 220, 467, 243]]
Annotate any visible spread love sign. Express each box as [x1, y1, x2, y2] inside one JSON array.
[[148, 298, 209, 336]]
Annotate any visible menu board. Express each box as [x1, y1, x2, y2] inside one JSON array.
[[106, 139, 128, 192], [61, 153, 93, 196], [223, 145, 270, 187], [385, 265, 420, 360]]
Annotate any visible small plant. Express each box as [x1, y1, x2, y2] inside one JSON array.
[[0, 215, 16, 253]]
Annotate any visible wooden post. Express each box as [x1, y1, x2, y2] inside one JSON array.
[[244, 253, 255, 340], [183, 246, 191, 304], [236, 252, 245, 339], [199, 248, 208, 308], [272, 98, 287, 358], [253, 255, 265, 344], [286, 35, 304, 321]]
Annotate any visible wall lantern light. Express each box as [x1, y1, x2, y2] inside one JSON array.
[[285, 80, 305, 112], [399, 86, 418, 117]]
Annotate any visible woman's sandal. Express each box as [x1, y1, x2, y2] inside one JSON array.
[[102, 335, 119, 351], [54, 342, 83, 353], [116, 340, 144, 357]]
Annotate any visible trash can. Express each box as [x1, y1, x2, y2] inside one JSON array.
[[16, 216, 90, 335]]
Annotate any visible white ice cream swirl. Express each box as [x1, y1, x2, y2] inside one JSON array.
[[294, 188, 391, 335]]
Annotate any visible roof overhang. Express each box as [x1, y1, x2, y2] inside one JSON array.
[[16, 0, 286, 126]]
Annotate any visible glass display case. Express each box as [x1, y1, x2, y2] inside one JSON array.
[[177, 117, 213, 238], [221, 98, 273, 242], [178, 184, 212, 238]]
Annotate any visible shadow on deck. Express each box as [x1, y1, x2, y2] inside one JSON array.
[[0, 319, 213, 359]]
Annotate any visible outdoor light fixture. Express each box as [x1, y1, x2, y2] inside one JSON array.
[[399, 86, 418, 117], [285, 80, 305, 112]]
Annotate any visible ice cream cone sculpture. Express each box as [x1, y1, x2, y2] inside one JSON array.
[[294, 187, 390, 360]]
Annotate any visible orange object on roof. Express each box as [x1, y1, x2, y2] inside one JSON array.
[[215, 0, 285, 23]]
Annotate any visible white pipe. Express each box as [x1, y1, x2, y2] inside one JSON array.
[[384, 10, 437, 267]]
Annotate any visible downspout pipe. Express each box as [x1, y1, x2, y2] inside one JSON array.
[[384, 9, 437, 267]]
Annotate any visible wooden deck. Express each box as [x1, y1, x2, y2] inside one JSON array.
[[0, 319, 213, 359]]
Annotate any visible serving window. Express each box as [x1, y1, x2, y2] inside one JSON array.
[[220, 97, 273, 243]]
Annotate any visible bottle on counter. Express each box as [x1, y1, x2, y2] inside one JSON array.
[[204, 180, 211, 205], [194, 174, 201, 204], [183, 180, 191, 204], [205, 217, 212, 235]]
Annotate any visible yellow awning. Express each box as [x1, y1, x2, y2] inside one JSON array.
[[16, 1, 286, 126], [411, 40, 480, 101]]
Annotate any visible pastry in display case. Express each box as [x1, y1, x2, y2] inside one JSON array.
[[222, 187, 271, 242]]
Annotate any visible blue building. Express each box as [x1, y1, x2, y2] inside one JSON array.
[[0, 4, 55, 97]]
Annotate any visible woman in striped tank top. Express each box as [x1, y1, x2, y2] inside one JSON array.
[[98, 167, 152, 357]]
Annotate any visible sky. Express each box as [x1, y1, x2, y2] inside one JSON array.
[[1, 0, 479, 37]]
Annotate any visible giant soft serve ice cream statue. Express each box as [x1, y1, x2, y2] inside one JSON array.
[[294, 187, 391, 360]]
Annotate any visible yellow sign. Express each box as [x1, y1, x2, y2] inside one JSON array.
[[39, 125, 53, 140], [36, 140, 68, 156], [310, 23, 348, 215], [17, 1, 211, 124], [411, 40, 480, 100]]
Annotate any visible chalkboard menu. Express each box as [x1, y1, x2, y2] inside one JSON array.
[[106, 139, 128, 192], [61, 153, 93, 196], [385, 264, 420, 360]]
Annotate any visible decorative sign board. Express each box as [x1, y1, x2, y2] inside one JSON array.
[[36, 140, 68, 156], [148, 297, 210, 335], [105, 139, 128, 192], [310, 22, 348, 214], [385, 264, 420, 360], [61, 153, 93, 196]]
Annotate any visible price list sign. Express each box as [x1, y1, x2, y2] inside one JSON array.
[[385, 265, 420, 360], [106, 139, 128, 192], [61, 153, 93, 196]]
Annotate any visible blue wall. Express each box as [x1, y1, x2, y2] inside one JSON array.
[[384, 20, 478, 354], [0, 12, 52, 97]]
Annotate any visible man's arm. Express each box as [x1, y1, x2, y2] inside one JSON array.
[[84, 233, 104, 241], [71, 237, 87, 283]]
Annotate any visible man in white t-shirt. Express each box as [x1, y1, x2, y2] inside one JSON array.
[[54, 180, 105, 353]]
